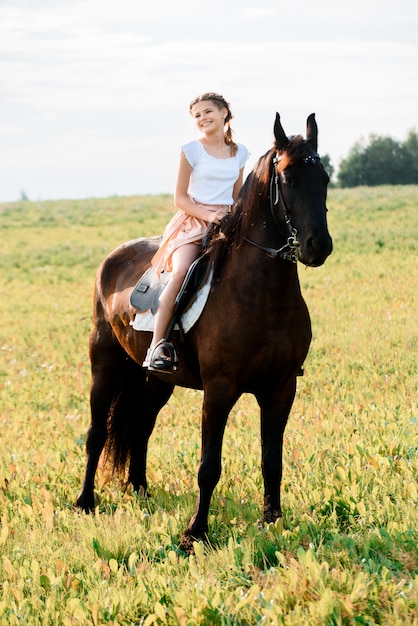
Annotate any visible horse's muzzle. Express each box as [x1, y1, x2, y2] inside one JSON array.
[[300, 233, 333, 267]]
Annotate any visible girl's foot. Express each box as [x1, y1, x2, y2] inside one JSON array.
[[148, 340, 178, 373]]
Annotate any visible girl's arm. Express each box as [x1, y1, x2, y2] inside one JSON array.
[[232, 167, 245, 201], [174, 151, 216, 221]]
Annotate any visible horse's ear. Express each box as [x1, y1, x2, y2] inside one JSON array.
[[306, 113, 318, 152], [274, 112, 289, 151]]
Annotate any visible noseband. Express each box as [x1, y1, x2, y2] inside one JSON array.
[[241, 151, 320, 263]]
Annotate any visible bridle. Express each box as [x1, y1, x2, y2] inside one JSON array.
[[241, 151, 320, 263]]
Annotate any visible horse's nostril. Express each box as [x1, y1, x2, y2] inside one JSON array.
[[304, 235, 333, 265]]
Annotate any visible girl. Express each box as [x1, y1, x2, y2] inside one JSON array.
[[144, 92, 250, 372]]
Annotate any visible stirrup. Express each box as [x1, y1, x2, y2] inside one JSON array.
[[148, 340, 178, 373]]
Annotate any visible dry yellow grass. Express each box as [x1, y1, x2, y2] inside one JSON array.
[[0, 187, 416, 624]]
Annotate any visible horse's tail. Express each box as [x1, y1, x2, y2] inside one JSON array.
[[103, 353, 146, 477], [90, 294, 147, 480], [102, 349, 175, 493]]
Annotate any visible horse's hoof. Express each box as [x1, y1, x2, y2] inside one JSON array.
[[179, 533, 195, 555], [75, 492, 96, 513], [263, 508, 282, 525], [180, 530, 208, 555], [131, 485, 148, 498]]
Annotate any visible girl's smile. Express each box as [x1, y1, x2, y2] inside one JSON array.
[[191, 100, 227, 134]]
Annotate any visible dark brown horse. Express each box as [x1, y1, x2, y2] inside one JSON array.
[[76, 113, 333, 548]]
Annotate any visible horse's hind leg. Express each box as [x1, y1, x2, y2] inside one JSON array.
[[128, 375, 175, 494], [76, 322, 126, 512]]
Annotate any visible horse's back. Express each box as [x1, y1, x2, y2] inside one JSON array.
[[97, 236, 159, 295], [94, 236, 161, 325]]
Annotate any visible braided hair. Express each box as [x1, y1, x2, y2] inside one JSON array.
[[189, 92, 238, 156]]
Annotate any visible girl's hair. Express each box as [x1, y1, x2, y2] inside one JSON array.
[[189, 92, 237, 155]]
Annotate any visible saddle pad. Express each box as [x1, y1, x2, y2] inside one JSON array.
[[130, 269, 212, 334]]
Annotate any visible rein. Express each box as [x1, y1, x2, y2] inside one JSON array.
[[241, 152, 319, 263]]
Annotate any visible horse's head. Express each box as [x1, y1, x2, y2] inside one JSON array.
[[273, 113, 333, 267]]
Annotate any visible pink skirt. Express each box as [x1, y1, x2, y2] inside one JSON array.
[[151, 201, 229, 276]]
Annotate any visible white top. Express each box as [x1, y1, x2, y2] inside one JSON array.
[[182, 140, 250, 205]]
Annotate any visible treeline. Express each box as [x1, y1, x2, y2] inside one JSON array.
[[322, 129, 418, 187]]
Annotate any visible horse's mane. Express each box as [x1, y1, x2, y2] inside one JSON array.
[[207, 148, 274, 278], [208, 135, 311, 278]]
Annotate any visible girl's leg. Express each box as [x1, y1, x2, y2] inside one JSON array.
[[150, 243, 201, 350]]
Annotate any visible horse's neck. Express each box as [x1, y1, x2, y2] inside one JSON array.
[[239, 206, 294, 270], [227, 234, 299, 291]]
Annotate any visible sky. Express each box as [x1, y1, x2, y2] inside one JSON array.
[[0, 0, 417, 202]]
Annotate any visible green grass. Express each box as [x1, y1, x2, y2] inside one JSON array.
[[0, 187, 417, 624]]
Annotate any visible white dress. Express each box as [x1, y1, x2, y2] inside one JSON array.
[[151, 140, 250, 275]]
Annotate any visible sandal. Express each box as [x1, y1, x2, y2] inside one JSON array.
[[142, 348, 152, 368], [148, 340, 178, 373]]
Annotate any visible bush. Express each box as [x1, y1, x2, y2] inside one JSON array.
[[338, 129, 418, 187]]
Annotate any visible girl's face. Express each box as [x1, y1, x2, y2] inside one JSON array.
[[191, 100, 227, 134]]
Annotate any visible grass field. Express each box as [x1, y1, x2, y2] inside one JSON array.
[[0, 186, 417, 625]]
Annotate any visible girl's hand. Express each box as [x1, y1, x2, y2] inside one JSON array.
[[208, 208, 228, 225]]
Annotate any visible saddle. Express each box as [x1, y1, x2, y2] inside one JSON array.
[[130, 222, 218, 316], [130, 253, 211, 320]]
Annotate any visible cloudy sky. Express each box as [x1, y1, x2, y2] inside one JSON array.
[[0, 0, 417, 202]]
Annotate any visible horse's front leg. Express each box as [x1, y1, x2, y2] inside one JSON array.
[[182, 384, 237, 549], [257, 378, 297, 524]]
